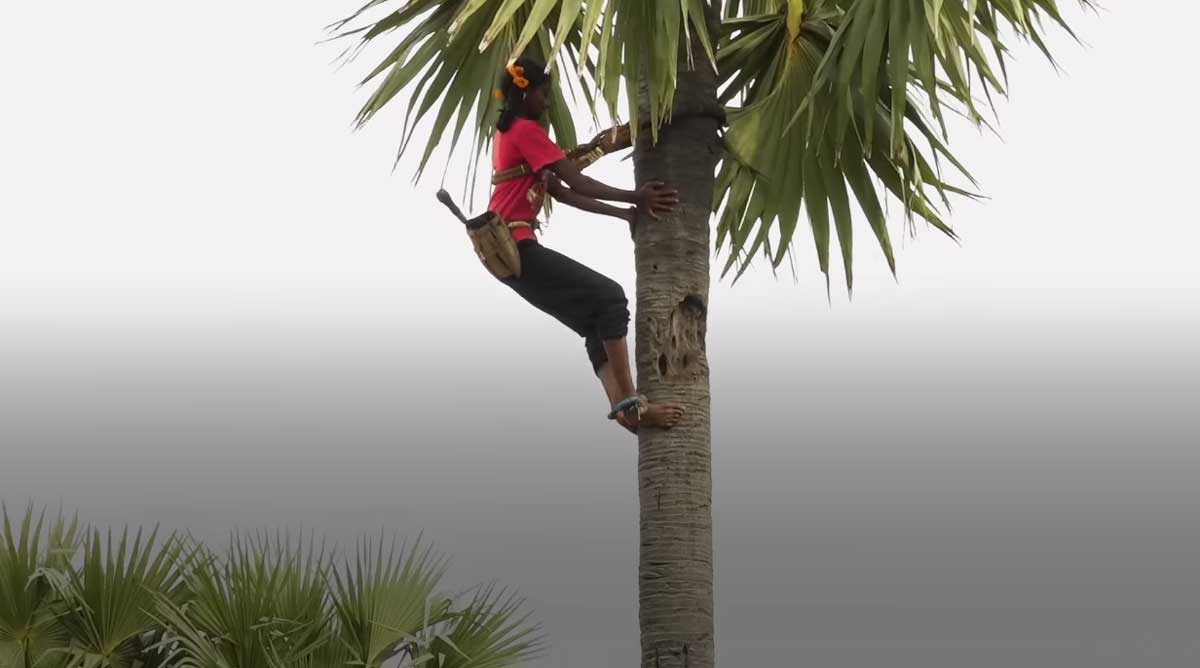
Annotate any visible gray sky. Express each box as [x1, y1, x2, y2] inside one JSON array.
[[2, 0, 1195, 461], [2, 2, 1194, 322], [3, 2, 1200, 667]]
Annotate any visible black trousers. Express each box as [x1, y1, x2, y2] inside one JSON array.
[[500, 239, 630, 372]]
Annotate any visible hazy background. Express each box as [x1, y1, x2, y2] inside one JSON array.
[[3, 1, 1199, 666]]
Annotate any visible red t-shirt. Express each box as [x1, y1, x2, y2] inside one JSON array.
[[488, 118, 567, 242]]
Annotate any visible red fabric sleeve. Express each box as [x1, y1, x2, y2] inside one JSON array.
[[511, 119, 567, 173]]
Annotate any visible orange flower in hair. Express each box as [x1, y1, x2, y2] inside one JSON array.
[[507, 63, 530, 90]]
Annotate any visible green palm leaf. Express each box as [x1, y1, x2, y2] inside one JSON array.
[[714, 0, 1086, 287], [422, 585, 544, 668], [151, 531, 332, 668], [0, 504, 81, 668], [33, 525, 187, 668], [326, 532, 450, 668], [328, 0, 581, 201]]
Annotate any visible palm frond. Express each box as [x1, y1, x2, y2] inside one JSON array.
[[714, 0, 1086, 289], [0, 504, 81, 668], [329, 0, 579, 198], [34, 525, 188, 668], [151, 531, 332, 668], [327, 531, 450, 668], [328, 1, 721, 193], [422, 584, 544, 668]]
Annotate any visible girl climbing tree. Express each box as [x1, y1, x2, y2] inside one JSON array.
[[488, 58, 684, 434]]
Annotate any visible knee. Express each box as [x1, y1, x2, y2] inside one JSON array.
[[595, 280, 630, 338], [601, 278, 628, 310], [601, 282, 629, 319]]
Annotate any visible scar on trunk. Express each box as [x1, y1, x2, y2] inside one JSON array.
[[654, 294, 708, 380]]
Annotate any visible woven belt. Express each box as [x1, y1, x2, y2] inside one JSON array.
[[491, 146, 606, 185]]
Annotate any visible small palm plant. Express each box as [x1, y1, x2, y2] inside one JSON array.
[[150, 531, 333, 668], [0, 504, 543, 668], [36, 525, 190, 668], [0, 505, 81, 668], [0, 504, 188, 668], [153, 531, 543, 668], [328, 534, 541, 668]]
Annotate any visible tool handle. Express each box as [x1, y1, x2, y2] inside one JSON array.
[[435, 189, 470, 225]]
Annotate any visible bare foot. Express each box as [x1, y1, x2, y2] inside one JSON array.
[[610, 398, 686, 434], [639, 401, 686, 429]]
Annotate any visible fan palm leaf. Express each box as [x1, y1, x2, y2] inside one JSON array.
[[151, 531, 332, 668], [412, 584, 544, 668], [326, 532, 450, 668], [713, 0, 973, 290], [0, 504, 81, 668], [33, 525, 188, 668]]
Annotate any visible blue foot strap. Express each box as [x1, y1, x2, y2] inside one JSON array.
[[608, 395, 644, 420]]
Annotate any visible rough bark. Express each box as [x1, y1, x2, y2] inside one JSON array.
[[632, 15, 723, 668]]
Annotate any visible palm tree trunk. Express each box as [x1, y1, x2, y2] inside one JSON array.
[[632, 8, 723, 667]]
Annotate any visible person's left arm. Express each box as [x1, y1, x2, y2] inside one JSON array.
[[514, 121, 676, 220], [547, 176, 634, 225]]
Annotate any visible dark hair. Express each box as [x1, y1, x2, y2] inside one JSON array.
[[496, 57, 551, 132]]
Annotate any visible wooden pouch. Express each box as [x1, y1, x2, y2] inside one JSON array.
[[466, 211, 521, 279]]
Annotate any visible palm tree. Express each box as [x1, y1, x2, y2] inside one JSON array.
[[326, 2, 1092, 666]]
